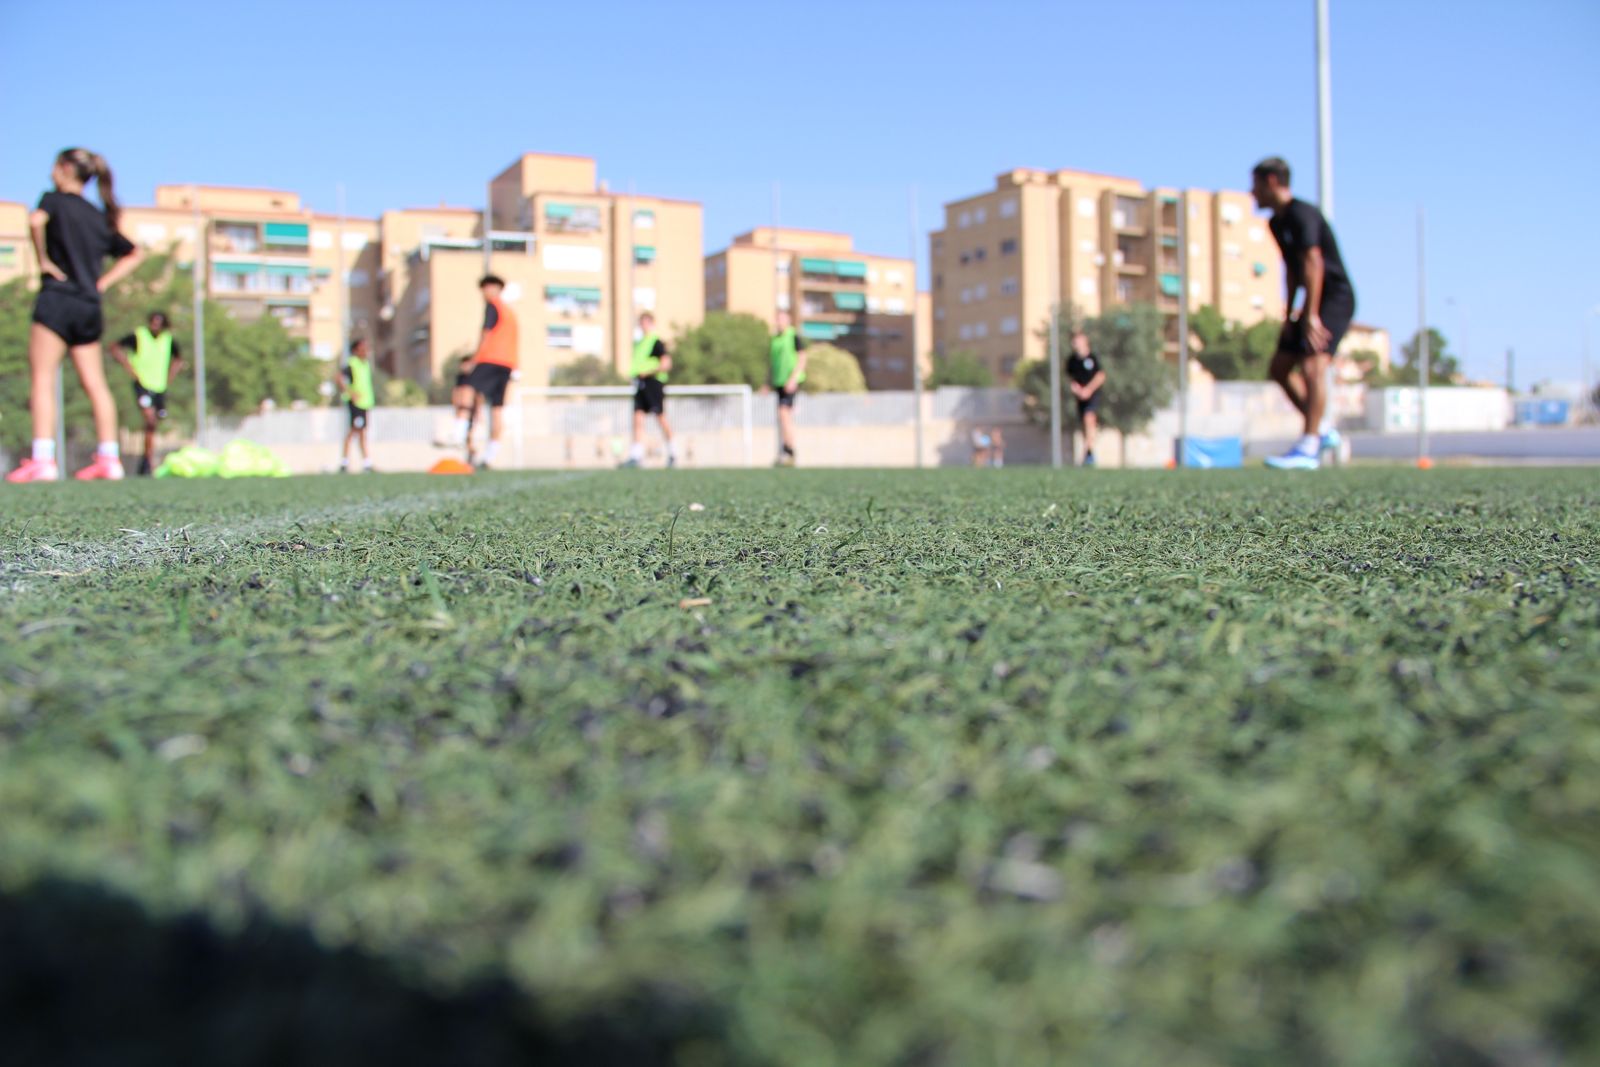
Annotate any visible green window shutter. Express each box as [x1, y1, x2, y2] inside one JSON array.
[[263, 222, 309, 244], [212, 260, 258, 272], [832, 291, 866, 311], [834, 260, 868, 278], [1252, 262, 1267, 277], [633, 245, 656, 262], [800, 321, 843, 340], [1159, 273, 1181, 297], [800, 257, 836, 274], [265, 263, 310, 277], [544, 203, 576, 220]]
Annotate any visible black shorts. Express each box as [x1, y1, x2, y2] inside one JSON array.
[[776, 387, 799, 409], [455, 366, 472, 389], [1280, 298, 1355, 359], [348, 402, 371, 430], [466, 362, 513, 407], [132, 383, 169, 419], [33, 288, 103, 347], [633, 376, 665, 415], [1076, 392, 1101, 418]]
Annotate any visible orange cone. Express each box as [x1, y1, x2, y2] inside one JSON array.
[[429, 457, 474, 475], [1417, 457, 1434, 470]]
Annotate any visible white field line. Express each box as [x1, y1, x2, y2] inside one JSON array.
[[2, 472, 596, 585]]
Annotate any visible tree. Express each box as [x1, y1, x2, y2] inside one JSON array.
[[550, 354, 626, 388], [1342, 348, 1384, 382], [1191, 304, 1277, 381], [800, 343, 866, 393], [1019, 304, 1176, 461], [670, 313, 770, 386], [927, 349, 992, 388], [1386, 327, 1461, 385]]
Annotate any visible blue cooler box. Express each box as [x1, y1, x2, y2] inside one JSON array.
[[1176, 436, 1244, 469]]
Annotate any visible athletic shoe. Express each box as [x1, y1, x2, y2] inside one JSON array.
[[74, 456, 125, 481], [667, 455, 677, 469], [1265, 445, 1320, 471], [619, 458, 640, 469], [1320, 428, 1343, 453], [6, 458, 60, 483], [1082, 454, 1096, 468], [138, 456, 153, 476]]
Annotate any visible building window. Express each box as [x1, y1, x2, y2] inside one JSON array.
[[1250, 294, 1265, 309], [960, 287, 972, 304], [633, 286, 657, 310], [1079, 238, 1096, 253], [544, 203, 602, 234], [634, 245, 656, 266], [934, 273, 943, 290], [935, 307, 945, 320], [1248, 226, 1265, 243], [546, 285, 602, 316], [633, 209, 655, 229], [974, 283, 988, 300], [1223, 242, 1242, 259], [1078, 197, 1096, 218], [867, 296, 882, 312], [959, 252, 970, 265], [974, 247, 986, 262], [958, 324, 973, 341], [999, 198, 1018, 219], [543, 244, 604, 273], [1000, 355, 1020, 378], [885, 297, 906, 314], [1000, 276, 1018, 296], [1252, 262, 1267, 277], [1116, 278, 1135, 303], [974, 206, 987, 224], [547, 325, 575, 349], [999, 238, 1018, 256], [958, 210, 972, 228], [1000, 315, 1019, 335], [214, 223, 258, 254], [0, 244, 16, 268], [973, 321, 989, 339], [1221, 203, 1242, 224], [1079, 277, 1097, 296], [776, 292, 791, 310], [887, 269, 904, 286]]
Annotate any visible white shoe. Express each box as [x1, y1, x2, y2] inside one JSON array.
[[1265, 447, 1320, 471]]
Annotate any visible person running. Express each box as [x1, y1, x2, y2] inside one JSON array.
[[622, 311, 676, 468], [338, 337, 376, 473], [1251, 156, 1357, 470], [769, 309, 807, 467], [8, 148, 143, 483], [1066, 330, 1106, 467], [463, 274, 518, 469], [108, 310, 183, 475]]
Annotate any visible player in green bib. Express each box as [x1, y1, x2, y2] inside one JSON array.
[[623, 311, 677, 468], [338, 337, 376, 473], [109, 311, 183, 475], [769, 310, 807, 466]]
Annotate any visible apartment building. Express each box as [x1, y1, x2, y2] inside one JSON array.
[[0, 201, 37, 286], [931, 167, 1285, 381], [704, 227, 918, 389], [380, 153, 703, 387]]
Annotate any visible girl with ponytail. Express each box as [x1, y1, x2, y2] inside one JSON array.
[[7, 147, 144, 483]]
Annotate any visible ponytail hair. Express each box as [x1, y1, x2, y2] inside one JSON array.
[[56, 147, 120, 228]]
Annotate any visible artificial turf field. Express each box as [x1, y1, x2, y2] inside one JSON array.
[[1, 467, 1597, 1067]]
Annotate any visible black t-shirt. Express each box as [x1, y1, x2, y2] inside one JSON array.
[[37, 191, 135, 302], [483, 303, 499, 330], [647, 339, 667, 358], [117, 332, 181, 358], [1066, 351, 1102, 388], [1268, 198, 1354, 310]]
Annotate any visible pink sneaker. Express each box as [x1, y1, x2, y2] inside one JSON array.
[[6, 457, 61, 483], [74, 455, 125, 481]]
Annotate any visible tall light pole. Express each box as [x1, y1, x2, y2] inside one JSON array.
[[1048, 197, 1063, 469], [192, 188, 207, 448], [1417, 206, 1429, 465], [1315, 0, 1334, 220], [336, 184, 349, 362], [1177, 191, 1191, 466], [909, 185, 924, 468]]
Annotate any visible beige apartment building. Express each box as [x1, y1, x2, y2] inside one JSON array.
[[704, 227, 918, 390], [382, 153, 704, 388], [0, 201, 38, 286], [931, 167, 1285, 381]]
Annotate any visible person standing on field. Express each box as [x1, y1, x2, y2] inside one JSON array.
[[1066, 331, 1105, 467], [769, 309, 806, 467], [463, 274, 518, 470], [1252, 156, 1357, 471], [109, 310, 183, 476], [622, 311, 676, 468], [8, 147, 144, 483], [338, 337, 376, 473]]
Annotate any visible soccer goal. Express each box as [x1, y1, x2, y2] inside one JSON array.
[[507, 384, 756, 469]]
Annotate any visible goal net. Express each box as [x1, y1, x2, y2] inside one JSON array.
[[507, 384, 755, 469]]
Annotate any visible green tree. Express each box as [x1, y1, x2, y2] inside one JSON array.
[[1019, 304, 1176, 462], [1191, 304, 1278, 381], [927, 349, 992, 388], [671, 313, 771, 386], [1386, 327, 1460, 385], [799, 343, 867, 393], [550, 354, 626, 388]]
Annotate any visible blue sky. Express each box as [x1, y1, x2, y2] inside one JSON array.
[[3, 0, 1597, 386]]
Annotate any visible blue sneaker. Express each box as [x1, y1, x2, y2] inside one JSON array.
[[1265, 444, 1320, 470], [1082, 453, 1097, 468], [1320, 428, 1342, 453]]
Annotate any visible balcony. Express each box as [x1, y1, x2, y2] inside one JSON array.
[[542, 202, 602, 236], [1111, 197, 1148, 234], [799, 257, 868, 286]]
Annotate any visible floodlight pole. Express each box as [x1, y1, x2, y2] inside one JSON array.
[[1177, 191, 1190, 466], [336, 184, 348, 362], [192, 189, 208, 448], [1315, 0, 1334, 221], [909, 185, 924, 468], [1417, 206, 1429, 463], [1048, 196, 1063, 469]]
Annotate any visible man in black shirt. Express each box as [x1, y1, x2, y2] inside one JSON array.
[[1065, 331, 1106, 467], [1252, 156, 1357, 470]]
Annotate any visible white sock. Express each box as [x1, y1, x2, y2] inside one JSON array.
[[484, 441, 500, 464], [1296, 433, 1320, 454], [454, 417, 470, 444], [32, 438, 55, 462], [97, 441, 120, 459], [665, 441, 677, 459], [628, 442, 644, 461]]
